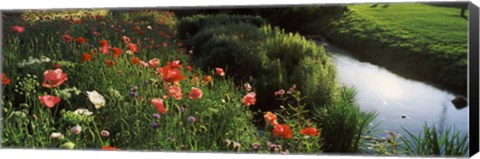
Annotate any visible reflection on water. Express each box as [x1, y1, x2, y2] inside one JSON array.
[[323, 42, 468, 138]]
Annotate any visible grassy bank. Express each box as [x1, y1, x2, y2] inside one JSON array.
[[318, 3, 468, 95]]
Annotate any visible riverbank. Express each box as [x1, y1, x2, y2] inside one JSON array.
[[318, 3, 468, 96], [255, 3, 468, 96]]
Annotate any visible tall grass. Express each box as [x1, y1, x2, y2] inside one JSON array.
[[313, 86, 378, 153], [400, 123, 469, 156]]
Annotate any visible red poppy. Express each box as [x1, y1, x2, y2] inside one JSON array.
[[186, 66, 192, 72], [99, 40, 108, 47], [99, 46, 110, 55], [133, 25, 141, 31], [121, 36, 131, 44], [151, 98, 166, 114], [82, 53, 92, 62], [52, 63, 61, 69], [188, 87, 203, 100], [215, 68, 225, 76], [162, 42, 167, 47], [157, 65, 186, 83], [137, 31, 144, 35], [272, 124, 292, 139], [101, 146, 120, 151], [106, 59, 116, 67], [111, 47, 122, 59], [203, 75, 213, 84], [159, 31, 166, 37], [169, 60, 182, 69], [300, 127, 321, 137], [167, 86, 183, 100], [132, 57, 140, 65], [127, 43, 139, 53], [177, 42, 183, 47], [38, 95, 61, 108], [42, 69, 68, 88], [75, 37, 86, 44], [242, 92, 256, 106], [2, 73, 11, 85], [93, 31, 101, 36], [11, 26, 25, 33], [264, 111, 278, 126], [148, 58, 160, 68], [62, 34, 73, 43]]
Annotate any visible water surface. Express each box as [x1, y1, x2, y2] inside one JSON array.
[[321, 41, 469, 138]]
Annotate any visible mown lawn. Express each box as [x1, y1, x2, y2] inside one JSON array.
[[349, 3, 467, 47]]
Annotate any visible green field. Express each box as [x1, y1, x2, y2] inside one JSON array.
[[350, 3, 467, 46], [320, 3, 468, 94]]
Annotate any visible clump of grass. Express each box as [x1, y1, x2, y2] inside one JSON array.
[[313, 86, 378, 153], [400, 123, 469, 157]]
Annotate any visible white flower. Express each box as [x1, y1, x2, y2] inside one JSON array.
[[71, 125, 82, 135], [86, 90, 106, 109], [73, 108, 93, 116], [146, 26, 152, 30], [50, 132, 64, 139]]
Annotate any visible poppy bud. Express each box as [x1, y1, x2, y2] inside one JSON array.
[[71, 125, 82, 135], [100, 130, 110, 137]]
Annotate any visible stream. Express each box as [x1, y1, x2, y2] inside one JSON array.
[[315, 39, 469, 139]]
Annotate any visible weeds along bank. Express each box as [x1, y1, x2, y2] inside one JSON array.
[[177, 13, 383, 153], [177, 14, 340, 112]]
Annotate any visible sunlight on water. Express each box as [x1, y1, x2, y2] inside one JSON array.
[[324, 43, 469, 138]]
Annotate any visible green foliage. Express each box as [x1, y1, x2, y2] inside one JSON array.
[[183, 14, 339, 112], [177, 13, 266, 39], [313, 86, 378, 153], [400, 123, 469, 157], [2, 10, 259, 152]]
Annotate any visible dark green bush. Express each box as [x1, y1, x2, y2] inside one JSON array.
[[177, 14, 266, 39], [184, 14, 339, 111]]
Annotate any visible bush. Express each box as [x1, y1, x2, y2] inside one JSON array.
[[177, 13, 266, 39], [186, 20, 339, 111]]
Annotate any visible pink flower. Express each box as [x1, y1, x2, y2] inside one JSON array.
[[99, 46, 110, 55], [215, 68, 225, 76], [242, 92, 256, 106], [151, 98, 166, 114], [121, 35, 131, 44], [127, 43, 139, 53], [11, 26, 24, 33], [169, 60, 182, 69], [188, 87, 203, 100], [62, 34, 73, 43], [139, 61, 149, 67], [93, 31, 101, 36], [244, 83, 252, 92], [38, 95, 61, 108], [42, 69, 68, 88], [167, 86, 183, 100], [148, 58, 160, 68]]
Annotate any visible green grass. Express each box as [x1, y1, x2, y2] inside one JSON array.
[[349, 3, 467, 52]]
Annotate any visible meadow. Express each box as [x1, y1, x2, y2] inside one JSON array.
[[0, 7, 469, 157]]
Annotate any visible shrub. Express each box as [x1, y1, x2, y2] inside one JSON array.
[[177, 13, 266, 39]]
